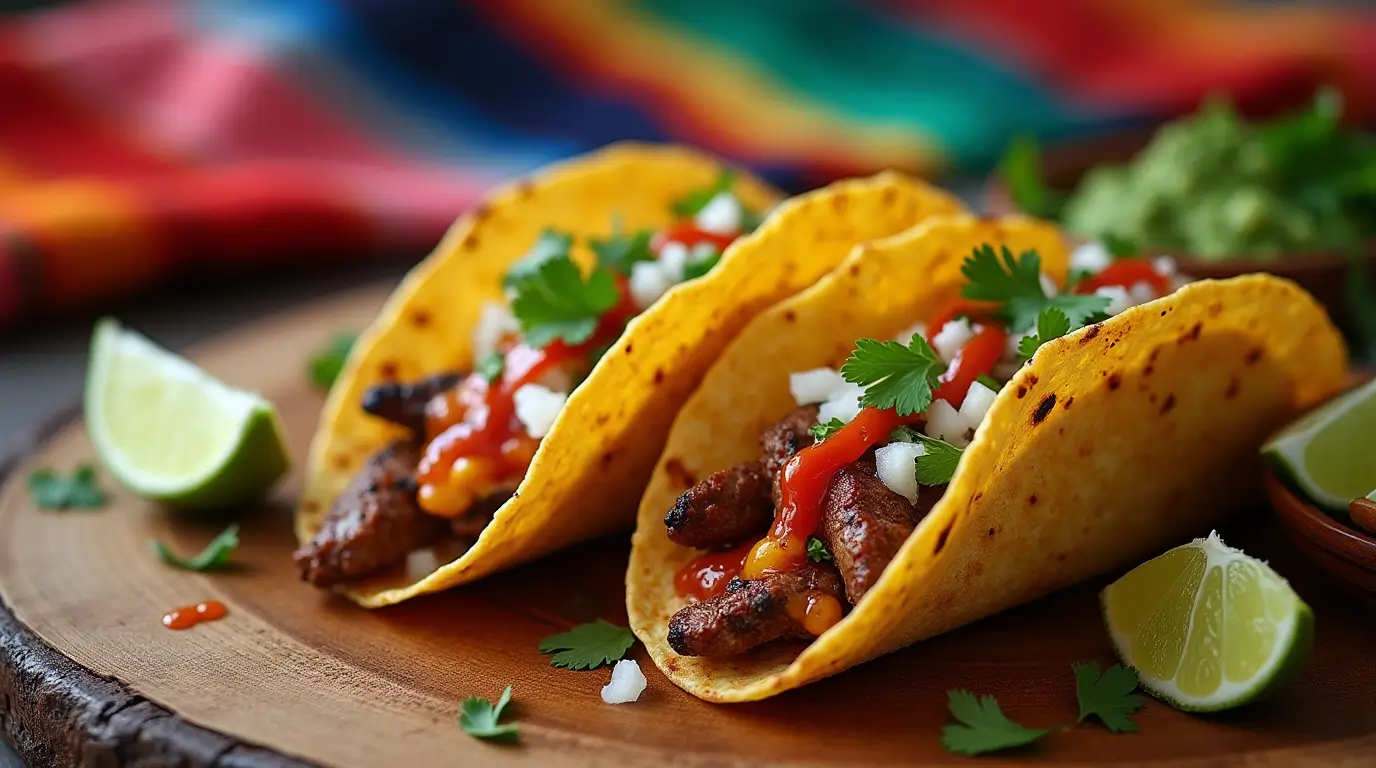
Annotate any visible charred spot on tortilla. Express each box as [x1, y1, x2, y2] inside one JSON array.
[[1080, 325, 1101, 343], [831, 194, 850, 213], [987, 527, 995, 537], [881, 186, 897, 205], [1025, 373, 1039, 388], [1016, 386, 1027, 399], [1063, 396, 1074, 410], [595, 413, 610, 426], [654, 368, 666, 385], [461, 233, 479, 251], [332, 454, 352, 470], [933, 521, 954, 554], [601, 451, 615, 467], [1179, 321, 1203, 344], [470, 203, 490, 222], [1144, 364, 1155, 377], [624, 343, 633, 354], [378, 361, 399, 380], [410, 309, 432, 329], [848, 263, 861, 277], [1160, 393, 1177, 414], [1226, 376, 1241, 399], [783, 310, 797, 323], [1033, 393, 1056, 425], [1247, 347, 1264, 365], [1108, 373, 1122, 391], [1208, 301, 1223, 317], [1029, 494, 1038, 505]]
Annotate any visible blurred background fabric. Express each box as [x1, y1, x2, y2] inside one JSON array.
[[0, 0, 1373, 333]]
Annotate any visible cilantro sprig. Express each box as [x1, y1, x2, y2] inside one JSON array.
[[590, 228, 655, 277], [998, 135, 1063, 220], [307, 332, 358, 391], [151, 524, 239, 571], [839, 336, 945, 417], [476, 351, 505, 382], [961, 244, 1110, 334], [1017, 306, 1072, 362], [538, 619, 636, 670], [890, 427, 964, 486], [459, 685, 518, 743], [809, 417, 846, 442], [505, 229, 620, 348], [28, 464, 107, 510], [806, 537, 832, 563], [672, 170, 735, 218], [940, 662, 1143, 756]]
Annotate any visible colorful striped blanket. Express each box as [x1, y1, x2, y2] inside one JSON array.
[[1, 0, 1372, 330]]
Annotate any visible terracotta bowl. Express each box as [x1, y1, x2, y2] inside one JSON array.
[[983, 131, 1376, 331], [1265, 470, 1376, 606]]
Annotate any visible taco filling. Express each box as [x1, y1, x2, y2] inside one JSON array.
[[664, 244, 1185, 656], [295, 175, 762, 587]]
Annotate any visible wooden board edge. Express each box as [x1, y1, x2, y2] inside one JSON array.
[[0, 404, 318, 768]]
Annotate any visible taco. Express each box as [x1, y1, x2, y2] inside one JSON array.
[[294, 143, 966, 607], [627, 214, 1347, 702]]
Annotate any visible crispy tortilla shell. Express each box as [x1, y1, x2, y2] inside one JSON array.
[[628, 214, 1347, 702], [297, 143, 965, 607]]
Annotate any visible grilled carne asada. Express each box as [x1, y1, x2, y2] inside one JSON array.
[[819, 455, 921, 603], [667, 562, 845, 657], [293, 441, 446, 587], [760, 405, 819, 504], [360, 372, 464, 434], [665, 463, 774, 549]]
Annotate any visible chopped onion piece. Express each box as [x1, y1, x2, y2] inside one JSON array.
[[818, 383, 865, 425], [925, 399, 969, 448], [658, 241, 689, 283], [932, 318, 975, 364], [513, 384, 567, 438], [1095, 285, 1132, 316], [1153, 255, 1178, 277], [694, 192, 742, 235], [892, 321, 928, 346], [1070, 242, 1112, 274], [1128, 280, 1157, 305], [1040, 273, 1059, 298], [790, 367, 848, 406], [473, 301, 520, 361], [601, 659, 647, 704], [629, 261, 673, 310], [959, 380, 998, 431], [875, 442, 925, 505], [405, 548, 439, 581]]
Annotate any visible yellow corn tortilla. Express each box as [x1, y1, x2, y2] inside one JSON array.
[[297, 142, 965, 607], [628, 213, 1348, 702]]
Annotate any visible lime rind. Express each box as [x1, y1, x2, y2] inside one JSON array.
[[1262, 375, 1376, 515], [1102, 532, 1311, 712], [84, 317, 290, 509]]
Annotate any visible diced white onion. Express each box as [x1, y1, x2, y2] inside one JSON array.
[[657, 241, 689, 283], [818, 383, 865, 425], [601, 659, 647, 704], [1095, 285, 1132, 316], [405, 548, 439, 581], [472, 301, 520, 361], [959, 380, 998, 431], [932, 318, 975, 364], [1070, 242, 1113, 274], [790, 367, 848, 406], [1040, 273, 1059, 298], [892, 321, 928, 346], [694, 192, 742, 235], [1128, 280, 1158, 306], [1152, 255, 1178, 277], [629, 261, 673, 310], [924, 399, 969, 448], [690, 241, 718, 262], [512, 384, 567, 438], [875, 442, 924, 505]]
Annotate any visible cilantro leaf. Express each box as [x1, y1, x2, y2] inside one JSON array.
[[538, 619, 635, 670], [507, 240, 620, 348], [28, 464, 107, 510], [913, 434, 964, 486], [503, 230, 574, 289], [1018, 306, 1072, 362], [807, 537, 832, 563], [960, 244, 1109, 333], [941, 689, 1051, 756], [999, 135, 1062, 219], [459, 685, 518, 742], [590, 229, 655, 277], [151, 524, 239, 571], [839, 336, 945, 417], [672, 170, 735, 217], [476, 351, 505, 382], [682, 248, 721, 281], [1101, 233, 1139, 259], [809, 417, 846, 442], [976, 373, 1002, 391], [308, 332, 357, 391], [1072, 661, 1143, 733]]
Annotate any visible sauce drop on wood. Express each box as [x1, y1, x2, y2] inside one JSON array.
[[162, 601, 228, 630]]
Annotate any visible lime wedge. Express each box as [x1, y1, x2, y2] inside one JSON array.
[[85, 318, 289, 510], [1262, 376, 1376, 515], [1102, 532, 1312, 712]]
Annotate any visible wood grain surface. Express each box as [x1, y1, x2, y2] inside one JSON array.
[[2, 283, 1376, 767]]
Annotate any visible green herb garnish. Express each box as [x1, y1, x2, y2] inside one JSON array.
[[671, 170, 735, 218], [590, 228, 656, 277], [151, 524, 239, 571], [839, 336, 945, 417], [809, 417, 846, 442], [28, 464, 107, 510], [682, 249, 722, 281], [998, 135, 1062, 220], [940, 689, 1051, 756], [476, 351, 505, 382], [1017, 306, 1072, 362], [889, 427, 964, 486], [505, 231, 620, 348], [1072, 662, 1143, 733], [806, 537, 832, 563], [960, 245, 1110, 334], [308, 332, 358, 391], [538, 619, 636, 670], [459, 685, 518, 742]]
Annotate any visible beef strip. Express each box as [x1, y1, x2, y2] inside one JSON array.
[[293, 441, 447, 587], [360, 372, 463, 434], [819, 454, 924, 604], [667, 562, 846, 657], [760, 404, 820, 505], [664, 463, 774, 549]]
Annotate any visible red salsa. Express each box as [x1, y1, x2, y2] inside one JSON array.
[[162, 600, 227, 631], [673, 540, 754, 602]]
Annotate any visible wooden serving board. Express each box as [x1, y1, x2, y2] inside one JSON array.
[[2, 284, 1375, 767]]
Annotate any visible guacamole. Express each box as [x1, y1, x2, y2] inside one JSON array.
[[1009, 90, 1376, 260]]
